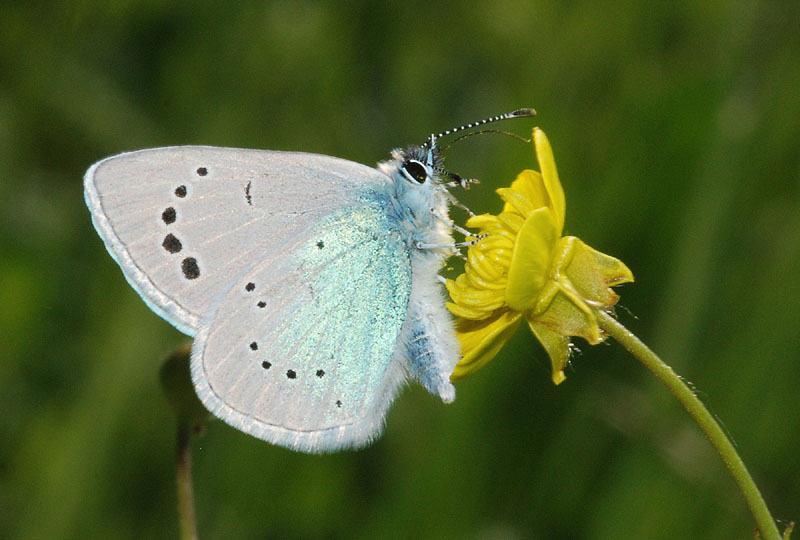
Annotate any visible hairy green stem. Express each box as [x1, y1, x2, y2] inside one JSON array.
[[596, 310, 780, 540], [176, 423, 199, 540]]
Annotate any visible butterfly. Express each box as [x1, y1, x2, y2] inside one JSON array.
[[84, 109, 534, 453]]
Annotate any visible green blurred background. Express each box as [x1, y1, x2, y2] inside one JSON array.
[[2, 1, 799, 538]]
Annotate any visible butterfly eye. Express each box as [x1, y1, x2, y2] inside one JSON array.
[[403, 160, 428, 184]]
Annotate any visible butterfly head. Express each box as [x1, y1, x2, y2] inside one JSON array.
[[379, 142, 449, 226], [386, 140, 440, 187], [376, 142, 452, 251], [378, 109, 537, 249], [384, 108, 536, 191]]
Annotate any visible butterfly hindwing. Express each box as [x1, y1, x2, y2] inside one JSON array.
[[84, 146, 391, 335], [192, 202, 413, 453]]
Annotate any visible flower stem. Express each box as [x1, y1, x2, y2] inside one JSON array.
[[596, 309, 780, 540], [176, 422, 199, 540]]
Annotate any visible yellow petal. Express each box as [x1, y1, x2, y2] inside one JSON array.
[[534, 128, 566, 234], [497, 211, 526, 234], [467, 247, 505, 282], [465, 213, 500, 230], [505, 207, 559, 312], [446, 301, 493, 320], [451, 310, 523, 380], [464, 269, 507, 291], [445, 276, 504, 319], [497, 187, 536, 218], [502, 169, 550, 214], [447, 285, 506, 309], [477, 234, 515, 252]]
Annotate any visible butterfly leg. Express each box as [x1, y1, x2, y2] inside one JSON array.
[[431, 208, 473, 237], [439, 184, 478, 216], [441, 170, 480, 191], [415, 233, 487, 250]]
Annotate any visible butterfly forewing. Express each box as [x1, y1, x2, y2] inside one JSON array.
[[84, 146, 391, 335]]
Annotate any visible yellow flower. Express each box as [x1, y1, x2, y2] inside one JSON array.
[[446, 129, 634, 384]]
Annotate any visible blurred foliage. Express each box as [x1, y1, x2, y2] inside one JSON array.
[[1, 0, 799, 538]]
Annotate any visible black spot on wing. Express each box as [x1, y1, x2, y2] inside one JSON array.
[[286, 369, 297, 379], [245, 282, 255, 292], [261, 361, 271, 370], [196, 167, 208, 176], [162, 207, 176, 224], [181, 257, 200, 279], [175, 185, 187, 198], [249, 342, 258, 351], [162, 233, 182, 253], [245, 181, 253, 206]]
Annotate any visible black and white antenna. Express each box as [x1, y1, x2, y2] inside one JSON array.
[[424, 108, 536, 148]]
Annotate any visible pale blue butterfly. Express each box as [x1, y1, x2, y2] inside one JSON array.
[[84, 109, 534, 453]]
